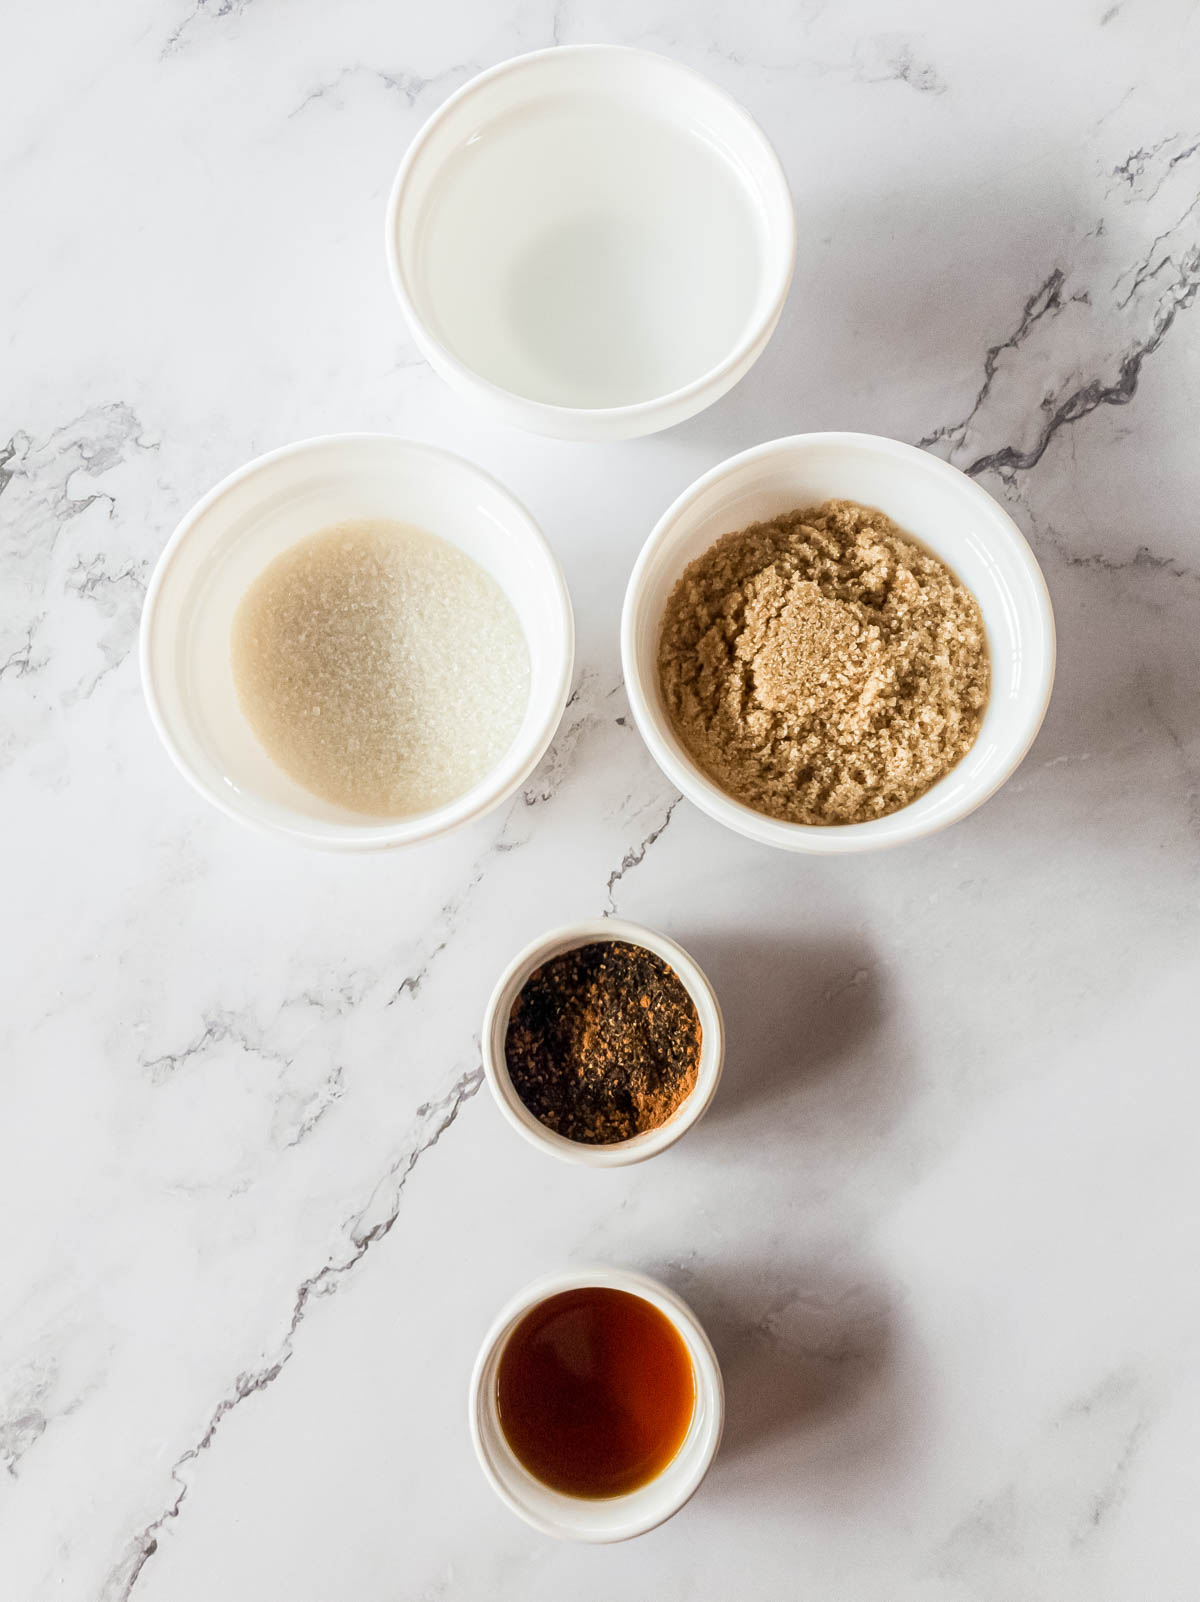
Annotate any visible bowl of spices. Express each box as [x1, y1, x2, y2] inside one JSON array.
[[140, 435, 573, 849], [482, 919, 723, 1165], [470, 1266, 724, 1540], [385, 46, 795, 440], [622, 432, 1055, 853]]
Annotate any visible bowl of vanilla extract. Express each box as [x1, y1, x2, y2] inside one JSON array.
[[470, 1266, 724, 1540]]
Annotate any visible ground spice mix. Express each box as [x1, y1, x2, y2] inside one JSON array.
[[504, 941, 701, 1144]]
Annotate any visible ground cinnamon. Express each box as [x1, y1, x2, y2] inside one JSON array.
[[504, 941, 701, 1144]]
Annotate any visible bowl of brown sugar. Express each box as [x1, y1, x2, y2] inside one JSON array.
[[622, 432, 1055, 853], [482, 919, 724, 1166]]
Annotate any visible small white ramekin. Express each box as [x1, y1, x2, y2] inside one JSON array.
[[481, 919, 724, 1166], [140, 435, 574, 851], [622, 432, 1056, 853], [385, 46, 795, 441], [470, 1266, 724, 1541]]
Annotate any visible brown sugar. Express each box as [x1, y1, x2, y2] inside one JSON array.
[[504, 941, 701, 1144], [657, 500, 990, 826]]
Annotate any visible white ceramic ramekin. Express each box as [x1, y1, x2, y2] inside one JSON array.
[[140, 435, 574, 850], [621, 432, 1056, 853], [470, 1266, 724, 1541], [385, 46, 795, 441], [481, 919, 724, 1166]]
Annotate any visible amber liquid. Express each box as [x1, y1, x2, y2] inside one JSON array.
[[496, 1287, 696, 1498]]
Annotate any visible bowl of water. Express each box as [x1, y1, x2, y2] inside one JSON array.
[[385, 46, 795, 441]]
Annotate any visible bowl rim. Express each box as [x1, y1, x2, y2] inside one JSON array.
[[468, 1265, 725, 1542], [138, 432, 575, 852], [620, 430, 1057, 854], [384, 43, 797, 429], [481, 917, 725, 1166]]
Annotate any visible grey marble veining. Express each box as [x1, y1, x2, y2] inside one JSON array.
[[2, 2, 1200, 1599]]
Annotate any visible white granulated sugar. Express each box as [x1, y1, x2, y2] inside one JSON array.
[[231, 520, 531, 817]]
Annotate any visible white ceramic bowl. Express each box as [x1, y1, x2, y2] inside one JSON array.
[[140, 435, 574, 850], [470, 1266, 724, 1541], [622, 432, 1056, 853], [385, 46, 795, 441], [482, 919, 724, 1166]]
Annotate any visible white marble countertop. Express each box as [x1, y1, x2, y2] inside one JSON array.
[[4, 2, 1200, 1597]]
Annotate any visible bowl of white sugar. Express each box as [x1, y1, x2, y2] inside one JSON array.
[[140, 436, 574, 849]]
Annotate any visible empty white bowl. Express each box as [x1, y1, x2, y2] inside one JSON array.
[[386, 46, 795, 440], [470, 1266, 724, 1541], [622, 433, 1056, 852], [482, 919, 724, 1166], [140, 435, 574, 850]]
